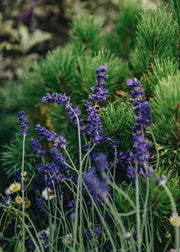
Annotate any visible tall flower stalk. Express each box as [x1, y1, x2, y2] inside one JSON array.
[[85, 64, 108, 145], [126, 79, 153, 251], [41, 92, 85, 250], [18, 111, 29, 252]]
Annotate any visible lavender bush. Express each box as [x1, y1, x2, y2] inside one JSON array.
[[0, 66, 179, 252]]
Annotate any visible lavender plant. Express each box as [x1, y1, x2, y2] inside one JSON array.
[[0, 67, 179, 252]]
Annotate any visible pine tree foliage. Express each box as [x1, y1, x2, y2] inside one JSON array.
[[130, 3, 178, 75], [1, 134, 38, 177], [150, 73, 180, 170], [69, 13, 104, 52], [106, 0, 142, 58], [101, 100, 134, 151], [22, 46, 130, 125], [141, 57, 179, 95], [68, 49, 129, 105], [0, 81, 24, 146], [22, 44, 77, 106], [170, 0, 180, 29]]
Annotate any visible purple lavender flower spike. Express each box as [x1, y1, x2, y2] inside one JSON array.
[[35, 124, 66, 149], [126, 79, 153, 183], [18, 111, 29, 136], [36, 198, 49, 216], [36, 163, 65, 188], [41, 93, 85, 133], [85, 103, 104, 145], [84, 65, 109, 145], [89, 65, 109, 103], [96, 154, 108, 173], [84, 163, 110, 200], [50, 148, 70, 173], [30, 138, 45, 157]]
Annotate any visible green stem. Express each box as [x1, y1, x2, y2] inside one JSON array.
[[64, 148, 77, 171], [135, 162, 141, 252], [162, 184, 180, 251], [68, 105, 84, 251], [81, 144, 94, 168], [104, 198, 127, 250], [140, 174, 150, 238], [48, 197, 52, 252], [83, 182, 117, 251], [21, 134, 26, 251], [150, 207, 154, 252]]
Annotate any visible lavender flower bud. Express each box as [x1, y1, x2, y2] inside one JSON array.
[[18, 111, 29, 136], [30, 138, 45, 157]]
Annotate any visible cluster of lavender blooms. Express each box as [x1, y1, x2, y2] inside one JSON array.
[[30, 138, 45, 157], [126, 79, 153, 183], [33, 147, 71, 192], [36, 198, 49, 216], [50, 147, 70, 173], [40, 65, 109, 146], [36, 163, 65, 188], [35, 124, 67, 149], [85, 226, 101, 240], [18, 111, 29, 136], [83, 154, 110, 201]]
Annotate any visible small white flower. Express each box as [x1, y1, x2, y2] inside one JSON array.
[[5, 187, 11, 195], [63, 233, 73, 244], [42, 187, 55, 200], [170, 213, 180, 227], [45, 224, 55, 236], [5, 182, 21, 194]]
